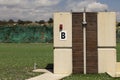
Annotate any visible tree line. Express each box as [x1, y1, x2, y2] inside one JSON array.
[[0, 18, 53, 26], [117, 22, 120, 27]]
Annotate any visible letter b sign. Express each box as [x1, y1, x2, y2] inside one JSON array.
[[60, 31, 67, 40]]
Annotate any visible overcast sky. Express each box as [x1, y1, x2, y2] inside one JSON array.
[[0, 0, 120, 21]]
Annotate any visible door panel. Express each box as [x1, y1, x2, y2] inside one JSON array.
[[72, 12, 98, 73]]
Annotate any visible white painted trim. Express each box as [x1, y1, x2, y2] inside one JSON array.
[[83, 12, 87, 74], [83, 26, 86, 74]]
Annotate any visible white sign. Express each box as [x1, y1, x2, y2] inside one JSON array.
[[60, 31, 67, 40]]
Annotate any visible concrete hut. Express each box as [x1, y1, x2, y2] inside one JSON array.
[[54, 12, 120, 77]]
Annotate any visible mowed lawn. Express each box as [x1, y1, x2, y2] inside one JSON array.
[[63, 43, 120, 80], [0, 43, 53, 80], [0, 43, 120, 80]]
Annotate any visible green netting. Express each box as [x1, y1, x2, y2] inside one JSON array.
[[0, 25, 118, 43], [0, 25, 53, 43]]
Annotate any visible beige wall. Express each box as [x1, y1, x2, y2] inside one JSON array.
[[116, 62, 120, 72], [97, 12, 116, 47], [53, 12, 117, 75], [98, 48, 116, 76], [54, 12, 72, 47], [97, 12, 117, 77], [54, 49, 72, 74], [54, 12, 72, 74]]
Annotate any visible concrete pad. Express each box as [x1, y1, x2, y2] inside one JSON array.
[[115, 62, 120, 77], [115, 72, 120, 77], [107, 62, 120, 77], [54, 49, 72, 74], [26, 69, 70, 80], [98, 48, 116, 73], [33, 69, 50, 73], [116, 62, 120, 72]]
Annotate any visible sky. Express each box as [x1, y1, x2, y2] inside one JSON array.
[[0, 0, 120, 22]]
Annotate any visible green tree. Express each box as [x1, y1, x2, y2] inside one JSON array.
[[0, 20, 7, 26], [117, 22, 120, 26], [48, 18, 53, 26], [48, 18, 53, 24], [39, 20, 45, 26], [17, 19, 24, 25], [8, 19, 14, 24], [24, 20, 32, 24]]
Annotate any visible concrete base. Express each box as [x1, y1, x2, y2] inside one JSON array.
[[26, 69, 70, 80], [54, 49, 72, 74], [107, 62, 120, 77], [98, 48, 116, 74], [27, 65, 120, 80], [116, 62, 120, 72], [33, 69, 50, 73], [115, 62, 120, 77]]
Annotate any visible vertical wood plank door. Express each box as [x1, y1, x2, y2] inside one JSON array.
[[72, 12, 98, 74], [86, 13, 98, 73], [72, 13, 84, 73]]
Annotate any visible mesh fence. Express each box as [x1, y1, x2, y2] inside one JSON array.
[[0, 25, 119, 43], [0, 25, 53, 43]]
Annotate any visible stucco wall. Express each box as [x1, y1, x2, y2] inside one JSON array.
[[54, 12, 72, 74], [54, 49, 72, 74], [53, 12, 117, 75], [97, 12, 116, 47], [98, 48, 116, 76], [97, 12, 116, 76], [54, 12, 72, 47]]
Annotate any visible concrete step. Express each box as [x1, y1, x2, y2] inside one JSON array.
[[115, 72, 120, 77], [116, 62, 120, 72], [33, 69, 50, 73], [27, 73, 66, 80], [107, 62, 120, 77], [27, 73, 69, 80], [115, 62, 120, 77], [26, 69, 70, 80]]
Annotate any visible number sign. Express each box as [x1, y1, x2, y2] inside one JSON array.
[[60, 31, 67, 40]]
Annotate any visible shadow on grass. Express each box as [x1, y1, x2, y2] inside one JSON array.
[[45, 63, 53, 73]]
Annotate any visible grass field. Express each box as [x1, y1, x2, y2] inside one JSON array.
[[64, 43, 120, 80], [0, 43, 53, 80], [0, 43, 120, 80]]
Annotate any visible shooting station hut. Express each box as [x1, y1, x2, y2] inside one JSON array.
[[53, 11, 120, 77]]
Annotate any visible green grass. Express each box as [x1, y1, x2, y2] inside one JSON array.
[[0, 43, 120, 80], [63, 74, 120, 80], [0, 43, 53, 80], [117, 43, 120, 61], [63, 43, 120, 80]]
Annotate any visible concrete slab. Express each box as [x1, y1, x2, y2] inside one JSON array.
[[115, 72, 120, 77], [33, 69, 50, 73], [26, 69, 70, 80], [107, 62, 120, 77], [115, 62, 120, 77], [116, 62, 120, 72]]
